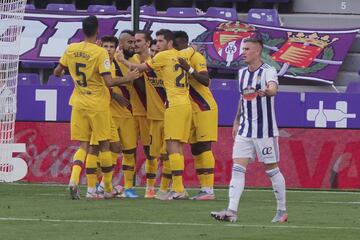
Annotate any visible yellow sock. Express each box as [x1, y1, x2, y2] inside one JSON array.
[[169, 153, 184, 193], [111, 152, 119, 166], [193, 154, 206, 188], [122, 153, 135, 189], [69, 148, 87, 185], [85, 154, 98, 189], [160, 157, 172, 192], [199, 151, 215, 188], [99, 151, 113, 193], [145, 158, 158, 189]]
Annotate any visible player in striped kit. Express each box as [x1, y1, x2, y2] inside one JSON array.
[[211, 37, 288, 223]]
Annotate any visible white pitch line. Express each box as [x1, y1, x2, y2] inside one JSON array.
[[33, 193, 360, 205], [3, 183, 360, 195], [0, 217, 359, 231]]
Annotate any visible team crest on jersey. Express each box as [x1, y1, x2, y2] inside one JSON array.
[[104, 59, 111, 69], [213, 22, 256, 67]]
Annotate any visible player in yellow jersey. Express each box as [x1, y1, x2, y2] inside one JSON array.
[[119, 29, 195, 200], [149, 39, 158, 58], [173, 31, 218, 200], [53, 16, 140, 199], [134, 31, 174, 199], [92, 35, 137, 197], [116, 30, 152, 198]]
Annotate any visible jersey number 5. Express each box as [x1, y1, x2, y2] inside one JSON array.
[[75, 63, 87, 87], [174, 64, 188, 88]]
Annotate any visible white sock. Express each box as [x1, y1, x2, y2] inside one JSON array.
[[227, 164, 246, 212], [87, 187, 96, 194], [266, 167, 286, 211], [201, 187, 213, 194]]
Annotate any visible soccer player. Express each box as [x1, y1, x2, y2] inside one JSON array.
[[210, 38, 288, 223], [134, 30, 172, 198], [173, 31, 218, 200], [119, 29, 194, 200], [149, 39, 158, 57], [116, 30, 150, 198], [54, 16, 139, 199]]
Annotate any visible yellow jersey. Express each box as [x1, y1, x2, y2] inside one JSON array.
[[59, 41, 111, 111], [122, 54, 147, 117], [144, 56, 166, 120], [189, 52, 218, 112], [145, 47, 194, 108], [109, 60, 133, 118]]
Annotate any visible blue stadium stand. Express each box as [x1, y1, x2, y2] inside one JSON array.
[[46, 3, 76, 11], [18, 73, 41, 86], [126, 5, 157, 15], [47, 75, 74, 87], [87, 4, 118, 13], [345, 82, 360, 93], [247, 8, 281, 26], [165, 7, 199, 17], [25, 4, 36, 10], [205, 7, 238, 21]]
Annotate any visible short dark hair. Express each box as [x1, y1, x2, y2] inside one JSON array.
[[244, 37, 263, 48], [150, 39, 157, 46], [120, 29, 134, 36], [173, 30, 189, 43], [135, 30, 152, 43], [156, 29, 174, 42], [101, 35, 119, 48], [82, 15, 98, 37]]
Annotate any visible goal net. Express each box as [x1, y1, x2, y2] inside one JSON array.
[[0, 0, 27, 181]]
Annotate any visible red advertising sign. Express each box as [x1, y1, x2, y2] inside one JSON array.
[[14, 122, 360, 189]]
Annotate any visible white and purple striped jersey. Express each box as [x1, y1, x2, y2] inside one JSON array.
[[237, 63, 279, 139]]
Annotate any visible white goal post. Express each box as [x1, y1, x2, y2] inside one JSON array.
[[0, 0, 28, 182]]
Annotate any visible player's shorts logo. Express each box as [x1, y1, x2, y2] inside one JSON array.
[[262, 147, 272, 155]]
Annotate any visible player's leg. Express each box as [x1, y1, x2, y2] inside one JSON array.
[[190, 141, 215, 200], [90, 110, 113, 198], [164, 105, 192, 200], [211, 136, 255, 222], [190, 110, 217, 200], [118, 117, 138, 198], [86, 144, 102, 199], [68, 108, 91, 199], [256, 137, 287, 223], [139, 117, 158, 198]]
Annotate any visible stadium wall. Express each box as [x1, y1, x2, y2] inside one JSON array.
[[14, 122, 360, 189]]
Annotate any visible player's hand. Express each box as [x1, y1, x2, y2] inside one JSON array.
[[95, 39, 102, 46], [126, 68, 141, 81], [116, 49, 125, 63], [258, 82, 277, 97], [232, 121, 240, 140], [178, 57, 190, 71], [112, 92, 130, 107]]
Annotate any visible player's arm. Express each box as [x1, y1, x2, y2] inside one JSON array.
[[258, 67, 278, 97], [54, 51, 68, 77], [53, 64, 66, 77], [116, 50, 149, 72], [232, 96, 242, 139], [178, 57, 210, 86], [102, 69, 140, 87], [111, 90, 130, 107]]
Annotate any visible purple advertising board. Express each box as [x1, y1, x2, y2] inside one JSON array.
[[18, 11, 359, 84], [16, 83, 360, 129]]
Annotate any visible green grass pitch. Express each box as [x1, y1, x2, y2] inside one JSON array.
[[0, 183, 359, 240]]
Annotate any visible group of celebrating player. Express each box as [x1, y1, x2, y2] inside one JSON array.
[[54, 15, 218, 201], [54, 14, 288, 223]]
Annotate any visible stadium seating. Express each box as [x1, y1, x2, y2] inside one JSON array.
[[46, 3, 76, 11], [205, 7, 238, 21], [87, 4, 118, 13], [257, 0, 289, 2], [247, 8, 281, 26], [18, 73, 41, 86], [47, 75, 73, 86], [292, 0, 360, 14], [165, 7, 199, 17], [126, 5, 157, 15], [25, 4, 36, 10]]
